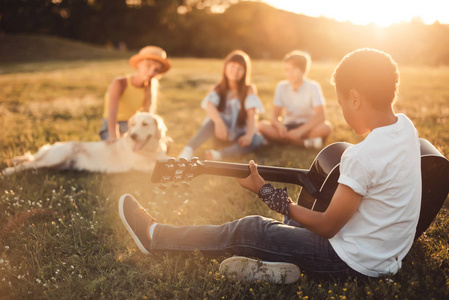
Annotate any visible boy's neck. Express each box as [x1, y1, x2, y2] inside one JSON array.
[[365, 108, 397, 132], [290, 78, 304, 91]]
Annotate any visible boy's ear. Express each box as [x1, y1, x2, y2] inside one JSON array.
[[348, 89, 361, 110]]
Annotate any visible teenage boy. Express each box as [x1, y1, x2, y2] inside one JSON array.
[[119, 48, 421, 281]]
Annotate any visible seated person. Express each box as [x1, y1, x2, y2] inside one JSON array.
[[99, 46, 171, 142], [258, 50, 331, 149], [178, 50, 264, 161]]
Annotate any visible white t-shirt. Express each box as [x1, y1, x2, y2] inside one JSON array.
[[273, 79, 325, 125], [329, 114, 422, 277], [201, 90, 264, 141]]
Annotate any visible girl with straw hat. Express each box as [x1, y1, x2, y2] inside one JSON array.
[[99, 46, 171, 142]]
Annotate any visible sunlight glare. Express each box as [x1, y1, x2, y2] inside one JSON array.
[[261, 0, 449, 26]]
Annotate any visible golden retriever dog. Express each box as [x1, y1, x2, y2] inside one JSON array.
[[2, 112, 170, 175]]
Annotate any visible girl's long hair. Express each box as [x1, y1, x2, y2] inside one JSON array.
[[148, 77, 159, 114], [214, 50, 251, 127]]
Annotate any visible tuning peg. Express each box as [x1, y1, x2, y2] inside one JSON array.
[[191, 157, 199, 163], [179, 157, 187, 163], [167, 157, 176, 163], [171, 182, 179, 188], [182, 181, 191, 188], [159, 183, 167, 190]]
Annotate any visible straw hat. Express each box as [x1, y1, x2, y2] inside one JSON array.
[[129, 46, 171, 73]]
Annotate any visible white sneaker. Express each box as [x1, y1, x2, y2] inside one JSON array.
[[219, 256, 300, 284], [178, 146, 194, 160], [205, 149, 222, 160], [304, 137, 323, 149]]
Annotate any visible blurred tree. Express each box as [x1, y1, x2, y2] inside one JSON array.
[[1, 0, 64, 34], [1, 0, 449, 65]]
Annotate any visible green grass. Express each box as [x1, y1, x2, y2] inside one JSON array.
[[1, 52, 448, 299], [0, 34, 129, 73]]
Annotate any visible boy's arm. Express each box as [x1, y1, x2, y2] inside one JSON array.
[[271, 106, 284, 124], [271, 106, 288, 138], [238, 160, 362, 239], [288, 184, 362, 238]]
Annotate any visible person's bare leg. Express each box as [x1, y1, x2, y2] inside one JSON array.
[[307, 121, 332, 140], [258, 121, 290, 143]]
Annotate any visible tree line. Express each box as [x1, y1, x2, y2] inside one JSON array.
[[2, 0, 449, 65]]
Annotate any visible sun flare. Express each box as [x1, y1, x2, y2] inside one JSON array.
[[262, 0, 449, 26]]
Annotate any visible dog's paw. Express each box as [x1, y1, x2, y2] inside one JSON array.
[[10, 152, 33, 165], [2, 167, 17, 176]]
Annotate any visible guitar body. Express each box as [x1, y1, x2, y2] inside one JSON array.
[[297, 139, 449, 240], [296, 142, 350, 212], [415, 139, 449, 239]]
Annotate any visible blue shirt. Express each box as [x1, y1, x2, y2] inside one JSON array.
[[201, 90, 264, 141]]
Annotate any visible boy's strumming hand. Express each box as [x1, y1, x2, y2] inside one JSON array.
[[237, 160, 265, 194]]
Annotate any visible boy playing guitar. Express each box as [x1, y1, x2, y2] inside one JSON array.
[[119, 49, 443, 282]]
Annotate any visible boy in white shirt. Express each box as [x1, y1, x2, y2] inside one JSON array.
[[258, 50, 332, 149], [119, 48, 421, 281]]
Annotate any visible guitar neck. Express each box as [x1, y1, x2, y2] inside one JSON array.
[[201, 160, 312, 187], [152, 143, 352, 196]]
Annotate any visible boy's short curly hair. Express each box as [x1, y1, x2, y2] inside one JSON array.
[[331, 48, 400, 108], [283, 50, 311, 75]]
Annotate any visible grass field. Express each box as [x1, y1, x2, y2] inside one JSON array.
[[0, 38, 448, 299]]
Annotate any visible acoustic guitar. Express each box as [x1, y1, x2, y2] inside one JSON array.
[[151, 138, 449, 240]]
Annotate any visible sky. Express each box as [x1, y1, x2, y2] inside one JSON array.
[[261, 0, 449, 26]]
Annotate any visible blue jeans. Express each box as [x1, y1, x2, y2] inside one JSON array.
[[187, 119, 264, 158], [150, 215, 364, 279], [99, 119, 128, 140]]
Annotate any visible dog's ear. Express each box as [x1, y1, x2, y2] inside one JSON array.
[[152, 114, 167, 140], [128, 115, 136, 130]]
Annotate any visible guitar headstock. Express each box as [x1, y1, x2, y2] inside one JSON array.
[[151, 157, 203, 189]]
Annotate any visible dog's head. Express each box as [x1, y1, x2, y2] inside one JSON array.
[[128, 112, 168, 152]]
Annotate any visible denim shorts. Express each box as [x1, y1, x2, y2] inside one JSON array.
[[98, 119, 128, 140], [285, 123, 305, 131]]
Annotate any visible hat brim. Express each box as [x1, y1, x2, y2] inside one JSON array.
[[129, 54, 171, 73]]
